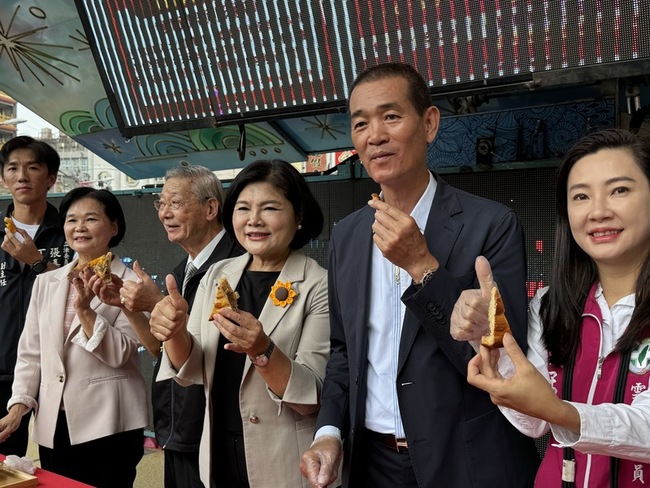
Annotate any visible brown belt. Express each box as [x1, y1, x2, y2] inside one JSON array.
[[365, 428, 409, 452]]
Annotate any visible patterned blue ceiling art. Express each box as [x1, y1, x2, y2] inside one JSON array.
[[428, 98, 616, 169]]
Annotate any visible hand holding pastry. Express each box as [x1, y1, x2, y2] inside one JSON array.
[[213, 307, 268, 356], [208, 277, 267, 356], [71, 267, 97, 311], [467, 332, 577, 429], [367, 194, 439, 277], [92, 272, 124, 308], [1, 224, 42, 264]]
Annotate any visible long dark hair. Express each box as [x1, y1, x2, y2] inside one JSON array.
[[541, 128, 650, 365]]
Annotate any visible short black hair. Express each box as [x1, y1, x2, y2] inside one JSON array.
[[223, 159, 324, 250], [59, 187, 126, 248], [0, 135, 60, 176], [348, 62, 432, 115]]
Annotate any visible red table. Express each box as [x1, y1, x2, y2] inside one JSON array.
[[0, 454, 94, 487]]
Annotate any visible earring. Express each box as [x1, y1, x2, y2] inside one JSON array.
[[297, 224, 302, 230]]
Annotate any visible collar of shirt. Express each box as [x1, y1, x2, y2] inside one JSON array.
[[186, 228, 226, 271], [593, 282, 635, 357], [411, 171, 438, 233]]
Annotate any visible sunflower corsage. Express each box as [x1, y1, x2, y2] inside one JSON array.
[[270, 280, 297, 307]]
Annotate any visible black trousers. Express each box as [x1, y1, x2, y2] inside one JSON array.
[[39, 410, 143, 488], [355, 429, 419, 488], [212, 430, 249, 488], [164, 449, 204, 488]]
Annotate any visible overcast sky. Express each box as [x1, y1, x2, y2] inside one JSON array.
[[15, 104, 58, 138]]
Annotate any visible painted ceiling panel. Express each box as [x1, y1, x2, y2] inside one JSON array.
[[2, 1, 649, 180], [274, 113, 353, 153], [0, 0, 347, 179]]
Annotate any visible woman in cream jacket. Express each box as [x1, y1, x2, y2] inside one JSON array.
[[153, 160, 330, 488], [0, 188, 148, 487]]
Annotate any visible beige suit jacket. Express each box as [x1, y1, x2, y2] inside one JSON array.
[[11, 258, 148, 448], [158, 251, 329, 488]]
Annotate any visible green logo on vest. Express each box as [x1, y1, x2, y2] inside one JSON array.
[[630, 338, 650, 375]]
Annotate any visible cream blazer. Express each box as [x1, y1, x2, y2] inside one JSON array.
[[158, 251, 330, 488], [11, 258, 148, 448]]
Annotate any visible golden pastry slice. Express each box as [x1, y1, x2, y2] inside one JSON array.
[[88, 251, 113, 284], [4, 216, 16, 233], [210, 277, 239, 320], [481, 287, 512, 349], [68, 251, 113, 284]]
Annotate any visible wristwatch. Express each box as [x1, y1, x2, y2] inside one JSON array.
[[32, 256, 49, 275], [414, 267, 437, 288], [250, 339, 275, 367]]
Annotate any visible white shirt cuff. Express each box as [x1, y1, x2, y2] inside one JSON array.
[[71, 317, 108, 351], [312, 425, 342, 447]]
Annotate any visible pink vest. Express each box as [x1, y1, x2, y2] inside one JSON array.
[[536, 286, 650, 488]]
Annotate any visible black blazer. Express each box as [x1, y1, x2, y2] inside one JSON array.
[[152, 231, 243, 451], [318, 174, 540, 487]]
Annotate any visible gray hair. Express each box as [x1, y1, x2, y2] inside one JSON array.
[[165, 165, 225, 223]]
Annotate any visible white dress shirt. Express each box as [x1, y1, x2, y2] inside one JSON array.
[[185, 228, 226, 272], [364, 173, 437, 436], [314, 172, 437, 442]]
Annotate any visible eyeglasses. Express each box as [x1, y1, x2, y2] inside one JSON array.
[[153, 196, 210, 211], [153, 198, 195, 211]]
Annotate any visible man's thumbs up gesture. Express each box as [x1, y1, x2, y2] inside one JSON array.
[[150, 274, 194, 370], [119, 260, 165, 313], [150, 274, 189, 343], [450, 256, 496, 342], [452, 257, 578, 431]]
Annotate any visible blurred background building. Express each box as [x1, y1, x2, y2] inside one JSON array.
[[0, 91, 21, 148]]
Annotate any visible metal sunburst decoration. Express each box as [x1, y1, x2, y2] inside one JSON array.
[[303, 115, 346, 140], [0, 5, 79, 85]]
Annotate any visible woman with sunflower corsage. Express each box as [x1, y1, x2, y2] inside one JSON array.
[[151, 159, 331, 488]]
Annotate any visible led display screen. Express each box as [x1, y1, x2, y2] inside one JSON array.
[[76, 0, 650, 135]]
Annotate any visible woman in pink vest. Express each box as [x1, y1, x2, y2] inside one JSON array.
[[451, 128, 650, 488]]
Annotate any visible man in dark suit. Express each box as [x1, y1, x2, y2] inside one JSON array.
[[300, 63, 540, 487], [0, 136, 72, 457], [119, 165, 242, 488]]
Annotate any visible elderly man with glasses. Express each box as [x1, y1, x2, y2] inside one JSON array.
[[120, 164, 242, 488]]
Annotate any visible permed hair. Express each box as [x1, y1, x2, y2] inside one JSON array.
[[223, 159, 324, 250], [59, 187, 126, 248]]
